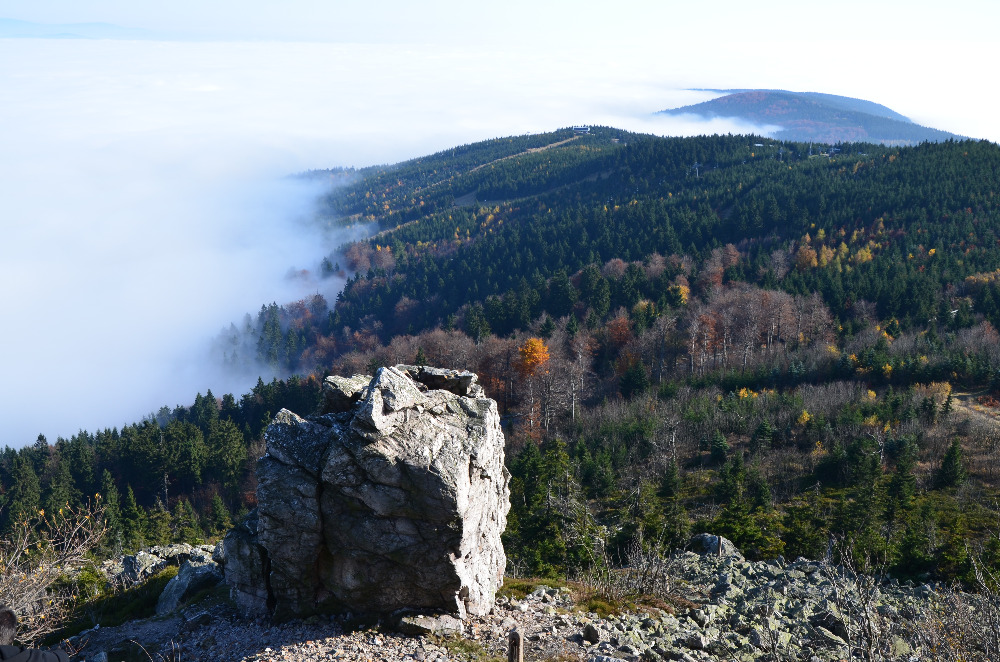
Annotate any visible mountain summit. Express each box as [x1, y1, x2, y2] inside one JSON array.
[[660, 90, 964, 145]]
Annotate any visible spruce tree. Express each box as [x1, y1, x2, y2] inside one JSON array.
[[565, 314, 579, 337], [44, 458, 80, 516], [745, 464, 772, 512], [172, 499, 202, 544], [936, 438, 967, 488], [710, 429, 730, 464], [147, 498, 173, 546], [658, 458, 681, 501], [657, 458, 688, 550], [207, 419, 247, 495], [5, 456, 40, 529], [620, 361, 649, 399], [100, 469, 122, 538], [750, 420, 775, 456], [121, 485, 146, 552], [539, 315, 556, 339], [888, 439, 917, 522], [210, 494, 233, 536], [782, 488, 827, 560]]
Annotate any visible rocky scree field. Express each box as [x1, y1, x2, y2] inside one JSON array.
[[59, 535, 999, 662]]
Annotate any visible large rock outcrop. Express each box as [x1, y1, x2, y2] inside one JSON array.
[[219, 365, 510, 622]]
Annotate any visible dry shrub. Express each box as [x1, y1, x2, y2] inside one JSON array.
[[914, 560, 1000, 661], [577, 536, 685, 615], [799, 381, 864, 421], [0, 503, 106, 644]]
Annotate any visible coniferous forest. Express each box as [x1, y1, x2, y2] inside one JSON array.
[[8, 128, 1000, 587]]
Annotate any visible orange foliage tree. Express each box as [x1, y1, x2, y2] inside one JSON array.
[[516, 338, 550, 434], [516, 337, 550, 377]]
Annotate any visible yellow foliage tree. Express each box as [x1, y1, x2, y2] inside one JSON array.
[[853, 245, 874, 264], [818, 245, 835, 267]]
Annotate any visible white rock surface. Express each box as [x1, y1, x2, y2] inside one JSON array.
[[220, 365, 510, 622]]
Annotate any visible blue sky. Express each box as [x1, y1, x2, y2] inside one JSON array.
[[0, 0, 997, 444]]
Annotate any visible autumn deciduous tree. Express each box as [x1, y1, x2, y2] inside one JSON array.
[[606, 314, 633, 348], [796, 244, 819, 271], [517, 338, 550, 433], [516, 337, 550, 377]]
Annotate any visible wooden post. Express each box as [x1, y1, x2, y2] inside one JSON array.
[[507, 628, 523, 662]]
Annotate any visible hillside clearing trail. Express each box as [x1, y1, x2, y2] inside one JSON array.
[[468, 135, 582, 173], [952, 389, 1000, 430]]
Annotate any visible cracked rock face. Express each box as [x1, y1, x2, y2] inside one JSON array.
[[221, 366, 510, 622]]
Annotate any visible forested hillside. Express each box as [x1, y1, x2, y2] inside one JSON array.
[[6, 129, 1000, 589]]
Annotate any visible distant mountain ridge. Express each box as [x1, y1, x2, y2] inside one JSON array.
[[660, 89, 965, 145]]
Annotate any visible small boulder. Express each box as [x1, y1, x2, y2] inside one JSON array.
[[808, 610, 849, 641], [321, 374, 371, 413], [121, 550, 168, 585], [396, 613, 465, 636], [156, 556, 223, 615], [396, 365, 485, 397], [689, 533, 743, 559], [148, 543, 196, 565], [682, 632, 709, 650]]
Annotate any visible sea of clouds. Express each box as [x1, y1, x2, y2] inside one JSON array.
[[0, 35, 965, 444]]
